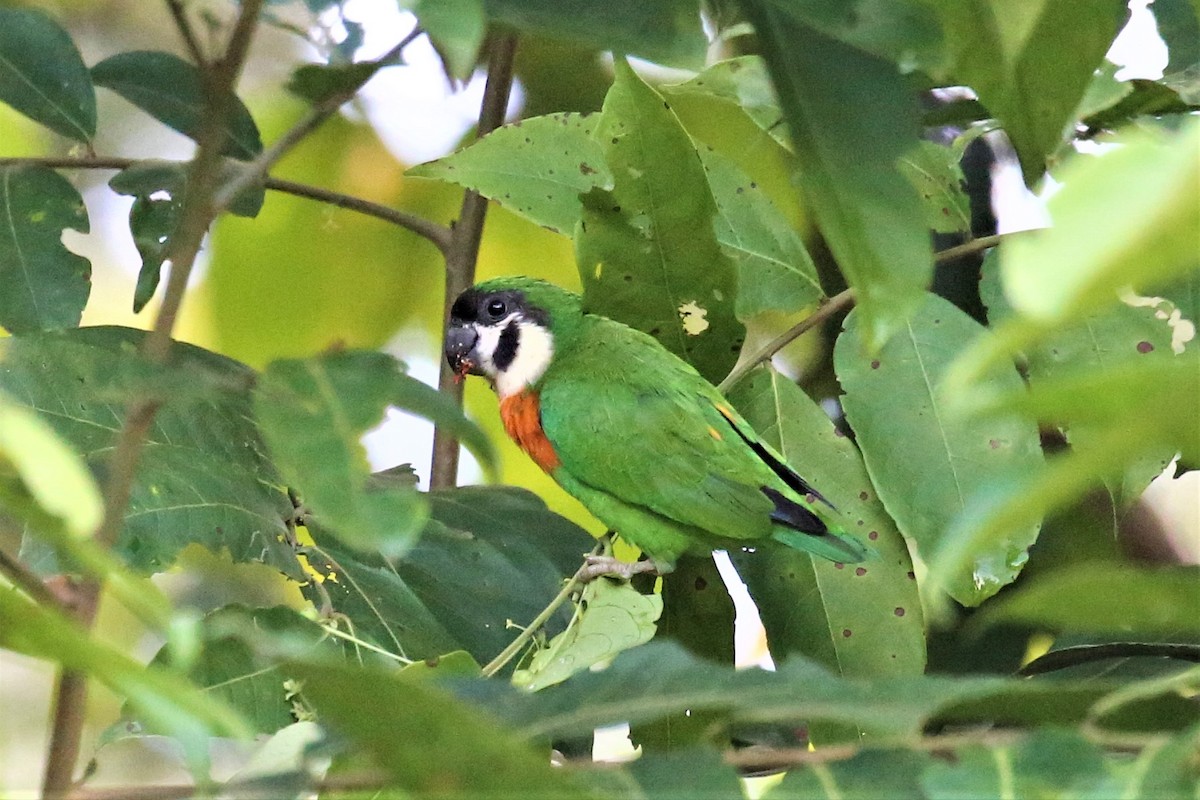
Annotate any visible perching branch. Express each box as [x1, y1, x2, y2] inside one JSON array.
[[41, 4, 266, 796], [0, 156, 452, 249], [429, 31, 520, 491], [164, 0, 208, 67]]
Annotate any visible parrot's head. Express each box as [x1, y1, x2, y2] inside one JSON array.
[[445, 277, 581, 398]]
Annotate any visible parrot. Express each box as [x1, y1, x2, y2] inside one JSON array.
[[444, 276, 869, 575]]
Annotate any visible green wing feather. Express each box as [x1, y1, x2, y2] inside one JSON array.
[[538, 315, 867, 563]]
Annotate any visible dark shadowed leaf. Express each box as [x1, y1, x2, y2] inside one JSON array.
[[737, 0, 932, 348], [484, 0, 707, 69], [91, 51, 263, 160], [109, 160, 265, 218], [0, 165, 91, 333], [409, 112, 612, 234], [835, 294, 1044, 605], [0, 7, 95, 141], [769, 748, 928, 800], [301, 486, 595, 664], [0, 326, 300, 578], [932, 0, 1127, 183], [577, 60, 743, 383], [288, 658, 588, 798], [286, 61, 385, 104], [1153, 0, 1200, 102]]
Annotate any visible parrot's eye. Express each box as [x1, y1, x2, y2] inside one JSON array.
[[486, 299, 507, 319]]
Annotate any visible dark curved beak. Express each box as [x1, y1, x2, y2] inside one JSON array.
[[445, 323, 480, 376]]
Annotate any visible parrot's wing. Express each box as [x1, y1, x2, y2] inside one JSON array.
[[540, 362, 783, 542]]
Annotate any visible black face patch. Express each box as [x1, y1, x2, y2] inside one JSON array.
[[449, 287, 550, 329], [493, 321, 520, 371]]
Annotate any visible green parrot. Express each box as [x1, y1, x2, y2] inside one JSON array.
[[445, 276, 869, 574]]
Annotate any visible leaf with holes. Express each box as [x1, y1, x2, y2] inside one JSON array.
[[698, 147, 824, 319], [726, 367, 924, 742], [91, 51, 263, 160], [576, 59, 743, 383], [0, 165, 91, 333], [409, 113, 611, 235], [662, 56, 788, 147], [898, 140, 971, 235], [835, 293, 1044, 605], [0, 326, 300, 578], [0, 7, 95, 142]]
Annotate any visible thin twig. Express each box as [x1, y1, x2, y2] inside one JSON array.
[[0, 156, 452, 249], [718, 288, 857, 393], [1019, 642, 1200, 677], [164, 0, 208, 66], [429, 31, 519, 490], [41, 5, 266, 797], [211, 27, 424, 215], [480, 542, 603, 678], [933, 232, 1005, 263], [0, 545, 65, 610]]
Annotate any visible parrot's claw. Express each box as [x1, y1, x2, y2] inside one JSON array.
[[578, 555, 659, 583]]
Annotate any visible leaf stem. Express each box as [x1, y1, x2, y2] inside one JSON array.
[[164, 0, 208, 67], [429, 31, 519, 491]]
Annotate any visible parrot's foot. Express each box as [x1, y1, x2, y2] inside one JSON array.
[[578, 555, 659, 583]]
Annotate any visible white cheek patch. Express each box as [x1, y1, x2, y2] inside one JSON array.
[[494, 321, 555, 398]]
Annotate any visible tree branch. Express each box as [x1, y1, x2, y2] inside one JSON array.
[[1019, 642, 1200, 677], [0, 156, 452, 250], [0, 543, 65, 610], [429, 31, 519, 490], [41, 4, 266, 796], [933, 232, 1005, 264], [164, 0, 208, 67]]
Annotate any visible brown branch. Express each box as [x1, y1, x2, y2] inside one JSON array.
[[933, 232, 1005, 264], [0, 544, 65, 610], [429, 31, 519, 490], [164, 0, 208, 66], [718, 288, 857, 393], [41, 4, 266, 797], [0, 156, 451, 249]]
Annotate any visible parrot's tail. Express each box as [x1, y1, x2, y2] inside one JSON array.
[[771, 525, 871, 564]]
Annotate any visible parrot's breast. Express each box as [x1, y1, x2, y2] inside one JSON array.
[[499, 389, 561, 473]]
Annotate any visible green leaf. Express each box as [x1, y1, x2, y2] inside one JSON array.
[[513, 578, 662, 691], [922, 729, 1108, 800], [0, 326, 300, 578], [770, 749, 929, 800], [697, 146, 824, 319], [286, 61, 385, 104], [662, 56, 787, 148], [737, 0, 932, 349], [0, 165, 91, 333], [932, 0, 1127, 183], [623, 747, 746, 800], [0, 393, 102, 538], [1000, 122, 1200, 327], [408, 0, 487, 80], [897, 141, 972, 235], [576, 59, 744, 383], [1154, 0, 1200, 102], [726, 369, 925, 705], [0, 7, 95, 142], [0, 587, 250, 773], [91, 51, 263, 160], [288, 658, 588, 798], [254, 351, 493, 558], [483, 0, 707, 70], [408, 112, 612, 235], [975, 564, 1200, 638], [835, 293, 1044, 605], [301, 486, 594, 664], [109, 159, 265, 218]]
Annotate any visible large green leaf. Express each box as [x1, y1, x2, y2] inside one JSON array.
[[974, 563, 1200, 638], [0, 7, 95, 142], [769, 749, 928, 800], [726, 369, 925, 697], [661, 57, 787, 148], [576, 59, 743, 383], [0, 327, 300, 578], [1153, 0, 1200, 103], [737, 0, 932, 349], [922, 729, 1108, 799], [301, 486, 595, 665], [0, 165, 91, 333], [254, 351, 494, 558], [91, 51, 263, 160], [998, 116, 1200, 330], [408, 112, 612, 235], [932, 0, 1127, 183], [835, 293, 1044, 605], [483, 0, 707, 69], [697, 146, 824, 319], [289, 658, 588, 798]]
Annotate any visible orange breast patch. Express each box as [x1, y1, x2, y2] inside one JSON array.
[[499, 390, 562, 473]]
